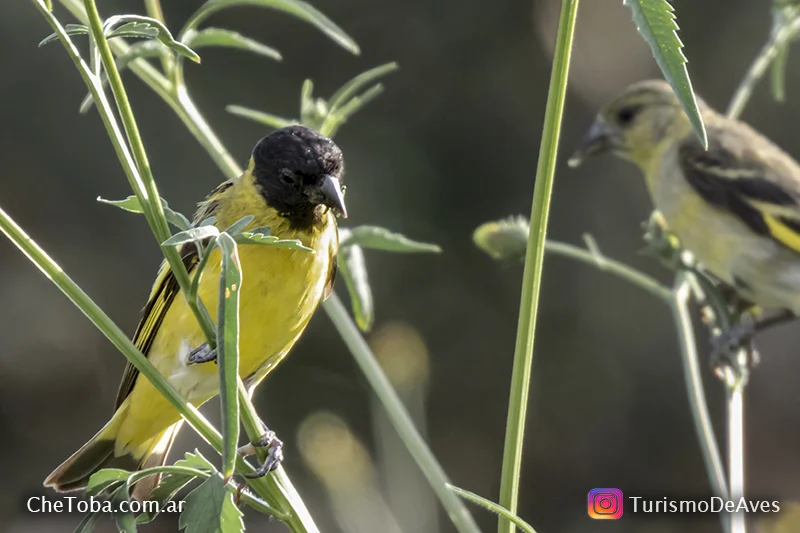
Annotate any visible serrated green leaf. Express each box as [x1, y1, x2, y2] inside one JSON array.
[[340, 225, 441, 253], [182, 0, 359, 55], [224, 215, 254, 236], [105, 15, 200, 63], [447, 484, 538, 533], [137, 471, 196, 524], [39, 24, 89, 47], [234, 232, 315, 252], [162, 227, 220, 247], [624, 0, 707, 148], [338, 244, 373, 331], [180, 476, 242, 533], [85, 468, 131, 496], [226, 105, 297, 129], [328, 62, 398, 112], [74, 511, 102, 533], [107, 21, 159, 40], [216, 233, 241, 480], [177, 450, 219, 473], [186, 28, 281, 61], [219, 489, 245, 533], [111, 486, 137, 533]]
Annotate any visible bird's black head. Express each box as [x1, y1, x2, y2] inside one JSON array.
[[251, 125, 346, 230]]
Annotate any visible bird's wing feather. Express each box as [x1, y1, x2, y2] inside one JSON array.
[[114, 244, 199, 409], [679, 121, 800, 253]]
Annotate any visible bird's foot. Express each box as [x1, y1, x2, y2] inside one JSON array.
[[710, 321, 761, 379], [239, 423, 284, 478], [188, 343, 217, 364]]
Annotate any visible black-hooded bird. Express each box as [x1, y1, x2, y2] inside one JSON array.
[[570, 80, 800, 317], [44, 125, 347, 497]]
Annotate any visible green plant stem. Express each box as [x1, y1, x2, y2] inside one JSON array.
[[497, 2, 578, 531], [671, 276, 731, 533], [545, 241, 670, 301], [237, 380, 319, 533], [324, 294, 481, 533], [727, 7, 800, 120], [80, 0, 217, 346]]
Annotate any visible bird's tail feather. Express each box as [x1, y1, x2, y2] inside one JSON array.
[[44, 400, 182, 497]]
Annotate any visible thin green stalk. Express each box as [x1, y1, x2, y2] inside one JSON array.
[[497, 1, 579, 531], [545, 241, 671, 301], [727, 8, 800, 120], [671, 277, 730, 533], [81, 0, 217, 344], [324, 294, 481, 533]]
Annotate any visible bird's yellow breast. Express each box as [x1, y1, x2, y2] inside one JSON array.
[[115, 178, 337, 453]]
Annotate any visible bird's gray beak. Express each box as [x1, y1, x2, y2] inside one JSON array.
[[313, 175, 348, 218], [568, 119, 620, 168]]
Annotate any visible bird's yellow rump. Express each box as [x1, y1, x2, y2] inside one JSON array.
[[571, 80, 800, 313], [44, 125, 347, 497]]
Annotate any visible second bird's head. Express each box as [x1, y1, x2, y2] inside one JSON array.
[[569, 79, 709, 170], [250, 125, 347, 229]]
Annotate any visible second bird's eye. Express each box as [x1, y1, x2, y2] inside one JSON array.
[[617, 106, 639, 126], [280, 169, 297, 185]]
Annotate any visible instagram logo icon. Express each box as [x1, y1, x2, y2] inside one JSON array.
[[588, 488, 623, 519]]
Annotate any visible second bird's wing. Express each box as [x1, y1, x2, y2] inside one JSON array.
[[679, 120, 800, 253]]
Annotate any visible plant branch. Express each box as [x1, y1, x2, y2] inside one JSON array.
[[497, 1, 579, 531]]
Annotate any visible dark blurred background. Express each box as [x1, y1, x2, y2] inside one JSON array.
[[2, 1, 800, 532]]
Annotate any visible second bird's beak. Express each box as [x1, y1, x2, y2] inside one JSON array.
[[568, 119, 620, 168], [311, 175, 348, 218]]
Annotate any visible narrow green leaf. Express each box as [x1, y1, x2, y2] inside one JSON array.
[[235, 231, 315, 252], [162, 226, 220, 247], [328, 62, 398, 112], [321, 83, 385, 137], [337, 244, 373, 331], [226, 105, 297, 129], [198, 216, 217, 227], [97, 195, 191, 230], [74, 512, 102, 533], [182, 0, 359, 55], [86, 468, 131, 496], [179, 476, 229, 533], [216, 233, 241, 480], [40, 24, 89, 47], [111, 486, 138, 533], [447, 485, 538, 533], [624, 0, 707, 148], [772, 41, 790, 102], [105, 15, 200, 63], [340, 225, 441, 253], [186, 28, 282, 61], [224, 214, 254, 236], [107, 21, 159, 40]]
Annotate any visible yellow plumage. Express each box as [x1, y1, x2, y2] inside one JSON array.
[[45, 125, 346, 496]]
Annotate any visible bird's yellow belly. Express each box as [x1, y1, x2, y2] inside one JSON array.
[[116, 237, 331, 453]]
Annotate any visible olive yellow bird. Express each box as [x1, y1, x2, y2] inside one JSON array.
[[45, 125, 347, 496], [570, 80, 800, 315]]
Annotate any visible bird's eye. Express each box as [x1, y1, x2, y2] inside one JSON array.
[[280, 169, 297, 185], [617, 106, 639, 126]]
